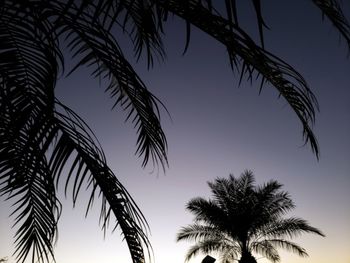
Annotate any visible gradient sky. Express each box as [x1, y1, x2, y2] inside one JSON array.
[[1, 1, 349, 263]]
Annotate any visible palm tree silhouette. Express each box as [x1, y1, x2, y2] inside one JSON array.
[[0, 1, 348, 263], [177, 170, 325, 263]]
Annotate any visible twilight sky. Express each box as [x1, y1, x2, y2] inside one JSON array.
[[1, 1, 349, 263]]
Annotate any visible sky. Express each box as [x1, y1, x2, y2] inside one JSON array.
[[1, 1, 350, 263]]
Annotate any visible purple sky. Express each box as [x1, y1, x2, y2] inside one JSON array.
[[1, 1, 349, 263]]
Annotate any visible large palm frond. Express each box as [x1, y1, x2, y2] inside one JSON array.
[[160, 0, 350, 157], [81, 0, 166, 65], [157, 0, 350, 158], [52, 101, 151, 263], [0, 2, 61, 262], [0, 106, 61, 263], [156, 0, 320, 156], [50, 1, 168, 169]]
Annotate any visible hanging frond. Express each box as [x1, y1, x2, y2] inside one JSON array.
[[312, 0, 350, 51], [250, 240, 280, 263], [114, 0, 165, 66], [0, 100, 61, 263], [0, 82, 60, 263], [0, 2, 61, 262], [185, 239, 239, 262], [264, 239, 308, 257], [262, 217, 325, 239], [50, 1, 168, 170], [157, 0, 320, 157], [50, 101, 152, 263]]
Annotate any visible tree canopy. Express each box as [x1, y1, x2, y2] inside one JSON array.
[[177, 171, 325, 263]]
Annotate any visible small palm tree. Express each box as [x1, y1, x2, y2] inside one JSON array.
[[177, 170, 325, 263]]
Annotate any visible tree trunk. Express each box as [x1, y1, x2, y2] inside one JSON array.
[[238, 251, 257, 263]]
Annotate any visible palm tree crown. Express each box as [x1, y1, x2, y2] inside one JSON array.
[[177, 170, 325, 263]]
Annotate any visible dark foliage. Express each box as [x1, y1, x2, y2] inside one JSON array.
[[0, 1, 348, 263], [177, 171, 325, 263]]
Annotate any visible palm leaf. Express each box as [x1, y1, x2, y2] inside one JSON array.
[[252, 181, 294, 224], [185, 238, 239, 262], [0, 108, 60, 263], [250, 240, 280, 263], [50, 1, 168, 170], [219, 249, 239, 263], [157, 0, 320, 157], [186, 197, 228, 230], [50, 101, 152, 263], [0, 3, 61, 262], [262, 217, 325, 239], [265, 239, 308, 257], [0, 83, 60, 263], [176, 224, 225, 242], [312, 0, 350, 50]]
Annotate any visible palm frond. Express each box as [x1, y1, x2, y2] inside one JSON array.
[[186, 197, 228, 229], [207, 177, 233, 213], [251, 181, 294, 228], [219, 249, 239, 263], [265, 239, 309, 257], [263, 217, 325, 239], [114, 0, 165, 66], [0, 109, 61, 263], [208, 171, 255, 213], [176, 224, 225, 242], [51, 1, 168, 170], [0, 1, 60, 109], [51, 101, 152, 263], [67, 0, 165, 66], [0, 2, 61, 262], [185, 238, 239, 262], [0, 82, 60, 263], [157, 0, 319, 157], [250, 240, 280, 263], [312, 0, 350, 51]]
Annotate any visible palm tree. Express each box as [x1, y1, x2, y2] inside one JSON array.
[[0, 1, 347, 263], [177, 170, 325, 263]]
